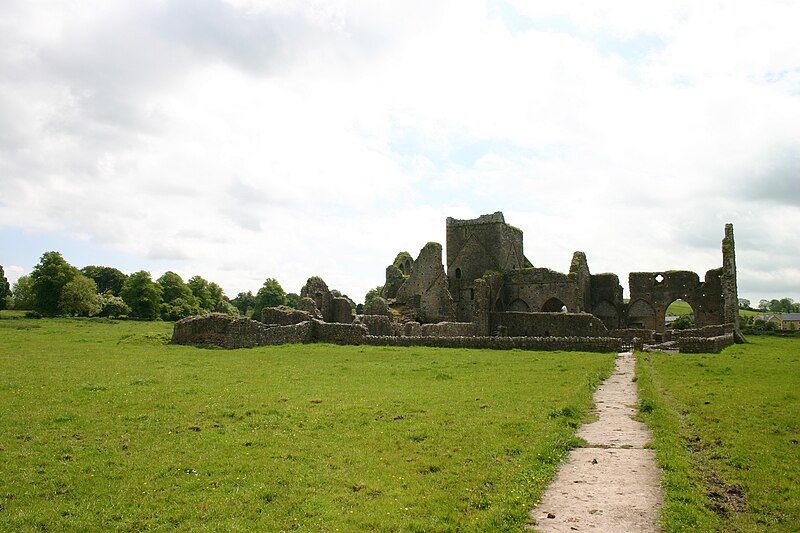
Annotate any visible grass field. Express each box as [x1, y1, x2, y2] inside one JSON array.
[[0, 313, 615, 531], [666, 300, 761, 318], [637, 336, 800, 531]]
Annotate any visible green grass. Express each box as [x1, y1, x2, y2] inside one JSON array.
[[666, 300, 761, 318], [636, 336, 800, 531], [0, 314, 615, 531]]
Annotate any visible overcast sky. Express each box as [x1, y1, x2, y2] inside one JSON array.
[[1, 0, 799, 305]]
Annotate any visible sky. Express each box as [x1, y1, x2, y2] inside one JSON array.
[[1, 0, 799, 305]]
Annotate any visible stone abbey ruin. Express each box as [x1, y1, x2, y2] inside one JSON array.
[[174, 212, 743, 353]]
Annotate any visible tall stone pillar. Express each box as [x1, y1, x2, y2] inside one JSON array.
[[722, 224, 745, 343]]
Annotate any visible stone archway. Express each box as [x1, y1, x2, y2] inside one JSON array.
[[542, 297, 567, 313], [592, 300, 619, 330], [508, 298, 530, 312], [628, 299, 656, 330]]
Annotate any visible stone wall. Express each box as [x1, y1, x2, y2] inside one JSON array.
[[627, 268, 726, 333], [677, 333, 735, 354], [395, 242, 454, 323], [356, 315, 393, 336], [365, 335, 621, 353], [314, 321, 368, 344], [261, 306, 314, 326], [419, 321, 477, 337], [172, 313, 314, 349], [499, 268, 582, 313], [663, 323, 734, 341], [331, 297, 355, 323], [610, 328, 655, 342], [300, 277, 333, 322], [492, 311, 609, 337]]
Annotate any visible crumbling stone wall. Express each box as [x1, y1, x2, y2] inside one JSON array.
[[355, 315, 393, 336], [261, 306, 314, 326], [663, 323, 734, 341], [568, 251, 592, 313], [314, 321, 368, 344], [394, 242, 454, 323], [363, 296, 389, 316], [173, 314, 365, 348], [589, 273, 625, 330], [498, 268, 582, 313], [627, 270, 725, 333], [419, 322, 477, 337], [492, 312, 609, 338], [172, 313, 314, 348], [677, 333, 735, 353], [365, 335, 621, 353], [301, 277, 333, 322], [610, 328, 655, 342], [331, 297, 354, 323]]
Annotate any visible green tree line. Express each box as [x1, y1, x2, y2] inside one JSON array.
[[0, 253, 299, 321]]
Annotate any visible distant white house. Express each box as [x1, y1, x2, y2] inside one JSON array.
[[758, 313, 800, 330]]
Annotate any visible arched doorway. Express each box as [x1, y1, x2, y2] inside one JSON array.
[[592, 301, 619, 329], [542, 297, 567, 313], [508, 298, 530, 312], [628, 299, 656, 330], [666, 298, 696, 330]]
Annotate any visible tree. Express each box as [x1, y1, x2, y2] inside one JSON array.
[[157, 272, 201, 320], [672, 314, 695, 330], [30, 251, 79, 316], [364, 286, 383, 307], [157, 272, 195, 304], [12, 275, 36, 310], [0, 265, 10, 310], [59, 275, 101, 317], [252, 278, 286, 319], [80, 266, 128, 296], [121, 271, 163, 320], [98, 293, 131, 318], [285, 292, 301, 309], [738, 298, 750, 310], [232, 291, 256, 315], [188, 276, 215, 311]]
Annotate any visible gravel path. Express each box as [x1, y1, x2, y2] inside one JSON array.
[[529, 351, 663, 532]]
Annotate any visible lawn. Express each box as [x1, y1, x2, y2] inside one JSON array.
[[666, 300, 761, 318], [0, 314, 615, 531], [637, 336, 800, 531]]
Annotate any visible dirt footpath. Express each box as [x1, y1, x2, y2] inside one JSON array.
[[529, 352, 663, 532]]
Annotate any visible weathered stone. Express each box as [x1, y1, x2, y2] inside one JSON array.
[[261, 305, 313, 326], [331, 297, 354, 323], [403, 321, 421, 336], [381, 264, 406, 299], [314, 320, 367, 344], [363, 296, 389, 316], [357, 315, 393, 336], [420, 322, 477, 337], [297, 296, 322, 319], [172, 313, 313, 348], [395, 242, 454, 323], [491, 312, 609, 337], [301, 276, 333, 322]]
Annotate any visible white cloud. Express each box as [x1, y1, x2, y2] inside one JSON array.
[[1, 0, 798, 303]]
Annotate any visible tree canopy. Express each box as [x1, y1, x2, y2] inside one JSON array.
[[11, 275, 35, 310], [80, 265, 128, 296], [60, 274, 101, 317], [121, 271, 163, 320], [30, 251, 79, 315], [251, 278, 286, 319], [0, 265, 10, 310]]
